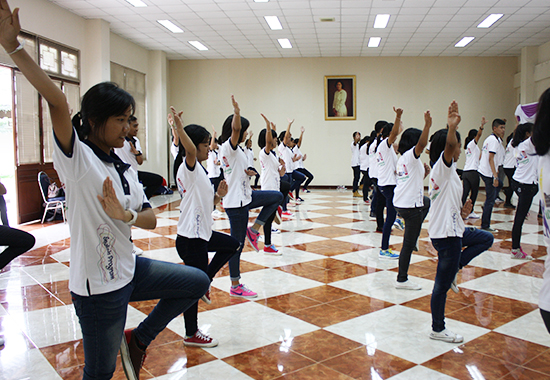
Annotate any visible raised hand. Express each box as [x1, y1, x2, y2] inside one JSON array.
[[97, 177, 125, 221], [481, 116, 487, 127], [217, 180, 228, 198], [271, 122, 277, 131], [301, 126, 305, 133], [261, 113, 270, 127], [393, 106, 403, 118], [167, 113, 174, 127], [424, 110, 432, 128], [287, 118, 294, 125], [170, 106, 184, 129], [0, 0, 21, 52], [447, 100, 461, 129], [231, 95, 240, 115]]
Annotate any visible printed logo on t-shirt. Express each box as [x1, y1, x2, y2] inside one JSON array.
[[377, 152, 385, 167], [177, 177, 187, 197], [96, 224, 120, 284], [396, 164, 409, 183], [466, 147, 472, 157], [194, 206, 203, 238], [429, 178, 441, 201], [222, 156, 232, 175], [517, 150, 529, 165]]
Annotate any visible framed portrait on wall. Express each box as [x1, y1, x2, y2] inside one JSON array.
[[325, 75, 356, 120]]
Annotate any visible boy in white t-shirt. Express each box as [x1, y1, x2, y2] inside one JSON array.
[[478, 119, 506, 231]]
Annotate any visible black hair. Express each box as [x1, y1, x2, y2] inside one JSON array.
[[492, 118, 506, 128], [128, 115, 137, 123], [534, 88, 550, 155], [464, 129, 478, 148], [397, 128, 422, 155], [179, 124, 211, 157], [71, 82, 135, 141], [278, 130, 287, 142], [375, 123, 394, 152], [429, 128, 461, 165], [366, 130, 378, 150], [352, 131, 360, 139], [218, 115, 250, 144], [375, 120, 387, 134], [511, 123, 533, 147], [336, 81, 344, 88], [359, 135, 370, 148], [258, 128, 278, 149]]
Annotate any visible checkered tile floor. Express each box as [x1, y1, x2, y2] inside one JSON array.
[[1, 190, 549, 379]]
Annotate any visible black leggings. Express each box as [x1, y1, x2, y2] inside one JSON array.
[[295, 168, 314, 189], [541, 309, 550, 335], [176, 232, 238, 336], [511, 182, 538, 249], [0, 225, 35, 269], [138, 171, 163, 199], [352, 166, 361, 192], [361, 170, 372, 202], [264, 181, 290, 246], [462, 170, 480, 205], [503, 167, 516, 205]]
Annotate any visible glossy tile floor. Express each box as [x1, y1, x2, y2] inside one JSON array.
[[1, 190, 549, 379]]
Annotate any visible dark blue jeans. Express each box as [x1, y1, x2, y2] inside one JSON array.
[[430, 227, 493, 332], [395, 196, 430, 282], [352, 165, 361, 192], [378, 185, 397, 250], [291, 170, 306, 198], [71, 256, 210, 380], [480, 174, 503, 229], [226, 190, 283, 281], [0, 225, 35, 269]]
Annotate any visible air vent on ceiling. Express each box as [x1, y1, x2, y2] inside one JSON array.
[[320, 17, 335, 22]]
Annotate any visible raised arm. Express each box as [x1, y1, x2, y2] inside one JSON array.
[[285, 118, 294, 145], [414, 110, 432, 157], [443, 101, 461, 164], [297, 126, 304, 148], [0, 1, 72, 154], [170, 106, 196, 169], [168, 113, 180, 147], [388, 107, 403, 146], [230, 95, 241, 148], [475, 116, 486, 143], [261, 114, 274, 154], [210, 127, 217, 151]]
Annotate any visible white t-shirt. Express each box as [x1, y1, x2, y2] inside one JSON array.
[[259, 148, 281, 191], [278, 143, 294, 173], [376, 138, 398, 187], [206, 150, 221, 178], [245, 148, 255, 168], [538, 151, 550, 311], [513, 137, 538, 185], [176, 160, 214, 241], [220, 140, 252, 208], [114, 137, 142, 171], [359, 143, 369, 171], [394, 148, 424, 208], [478, 134, 504, 177], [503, 139, 518, 169], [428, 153, 465, 239], [368, 140, 379, 178], [463, 140, 480, 171], [53, 131, 149, 297], [170, 143, 179, 160], [293, 146, 304, 170], [351, 141, 360, 167]]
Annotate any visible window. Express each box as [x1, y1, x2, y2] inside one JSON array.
[[39, 39, 79, 80]]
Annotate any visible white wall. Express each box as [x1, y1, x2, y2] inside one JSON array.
[[169, 56, 518, 186]]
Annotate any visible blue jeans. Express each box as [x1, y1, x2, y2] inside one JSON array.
[[430, 227, 493, 332], [71, 256, 210, 380], [480, 174, 503, 229], [226, 190, 283, 281], [378, 185, 397, 250], [291, 170, 306, 198]]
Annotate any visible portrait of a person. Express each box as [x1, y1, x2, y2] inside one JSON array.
[[325, 76, 355, 120], [332, 81, 347, 117]]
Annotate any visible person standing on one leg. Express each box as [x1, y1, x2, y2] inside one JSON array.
[[293, 127, 314, 193], [478, 119, 506, 232]]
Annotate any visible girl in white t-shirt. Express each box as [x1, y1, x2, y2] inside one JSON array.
[[368, 121, 387, 221], [0, 9, 210, 378], [218, 97, 283, 298], [377, 108, 404, 260], [503, 133, 518, 207], [461, 118, 486, 218], [393, 111, 432, 290], [170, 107, 239, 348], [532, 87, 550, 335], [510, 123, 537, 260], [245, 134, 260, 188], [428, 101, 493, 344]]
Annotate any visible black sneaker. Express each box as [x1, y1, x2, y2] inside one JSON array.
[[120, 329, 146, 380]]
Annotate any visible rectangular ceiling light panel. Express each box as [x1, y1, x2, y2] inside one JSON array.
[[264, 16, 283, 30], [125, 0, 147, 7], [189, 41, 208, 51], [278, 38, 292, 48], [157, 20, 184, 33], [477, 14, 503, 28], [455, 36, 474, 47], [374, 14, 390, 29], [368, 37, 381, 47]]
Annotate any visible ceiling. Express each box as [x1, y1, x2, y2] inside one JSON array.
[[48, 0, 550, 60]]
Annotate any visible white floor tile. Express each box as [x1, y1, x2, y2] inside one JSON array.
[[130, 229, 163, 239], [269, 232, 329, 247], [154, 360, 254, 380], [333, 233, 403, 247], [21, 263, 70, 285], [466, 250, 527, 270], [0, 348, 63, 380], [30, 223, 70, 250], [240, 248, 325, 267], [460, 271, 542, 304], [332, 249, 429, 270], [494, 309, 550, 347], [50, 247, 71, 263], [142, 247, 182, 264], [388, 365, 459, 379]]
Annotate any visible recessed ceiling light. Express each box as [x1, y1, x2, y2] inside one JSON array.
[[278, 38, 292, 49], [125, 0, 147, 7], [157, 20, 183, 33], [455, 37, 475, 47], [189, 41, 208, 51], [368, 37, 381, 47], [477, 14, 503, 28], [264, 16, 283, 30], [374, 14, 390, 29]]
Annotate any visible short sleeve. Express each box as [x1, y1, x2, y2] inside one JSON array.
[[52, 128, 92, 182]]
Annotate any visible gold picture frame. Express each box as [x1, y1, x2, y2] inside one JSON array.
[[325, 75, 356, 120]]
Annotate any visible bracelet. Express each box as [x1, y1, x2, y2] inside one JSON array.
[[135, 152, 142, 157], [125, 209, 138, 225], [7, 40, 25, 55]]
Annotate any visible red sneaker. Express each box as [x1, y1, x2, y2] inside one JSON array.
[[120, 329, 146, 380], [246, 227, 260, 252], [184, 330, 218, 347], [201, 285, 212, 304]]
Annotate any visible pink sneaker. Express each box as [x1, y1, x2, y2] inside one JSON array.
[[511, 248, 534, 260], [263, 244, 282, 256], [246, 227, 260, 252], [184, 330, 218, 347], [230, 284, 258, 298]]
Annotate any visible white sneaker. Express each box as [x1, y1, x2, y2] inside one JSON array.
[[429, 329, 464, 343], [212, 210, 223, 219], [132, 244, 143, 256], [450, 272, 459, 293], [271, 228, 281, 234], [395, 280, 421, 290], [468, 212, 480, 219]]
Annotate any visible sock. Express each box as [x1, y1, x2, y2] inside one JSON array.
[[250, 227, 259, 234]]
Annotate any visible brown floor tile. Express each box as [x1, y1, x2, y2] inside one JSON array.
[[307, 216, 364, 226], [303, 258, 359, 270], [457, 266, 498, 283], [289, 303, 360, 327], [322, 346, 415, 379], [275, 363, 355, 379], [401, 295, 469, 314], [447, 304, 520, 329], [41, 340, 85, 370], [256, 293, 322, 314], [290, 240, 373, 256], [460, 332, 549, 366], [198, 287, 250, 311], [301, 227, 366, 238], [1, 293, 64, 312], [223, 343, 315, 380], [423, 350, 518, 380], [143, 341, 217, 376], [215, 261, 266, 277], [490, 240, 547, 258], [295, 285, 356, 303], [327, 294, 394, 315], [149, 225, 178, 236], [287, 330, 364, 362], [502, 367, 550, 380], [523, 348, 550, 375], [505, 260, 545, 278]]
